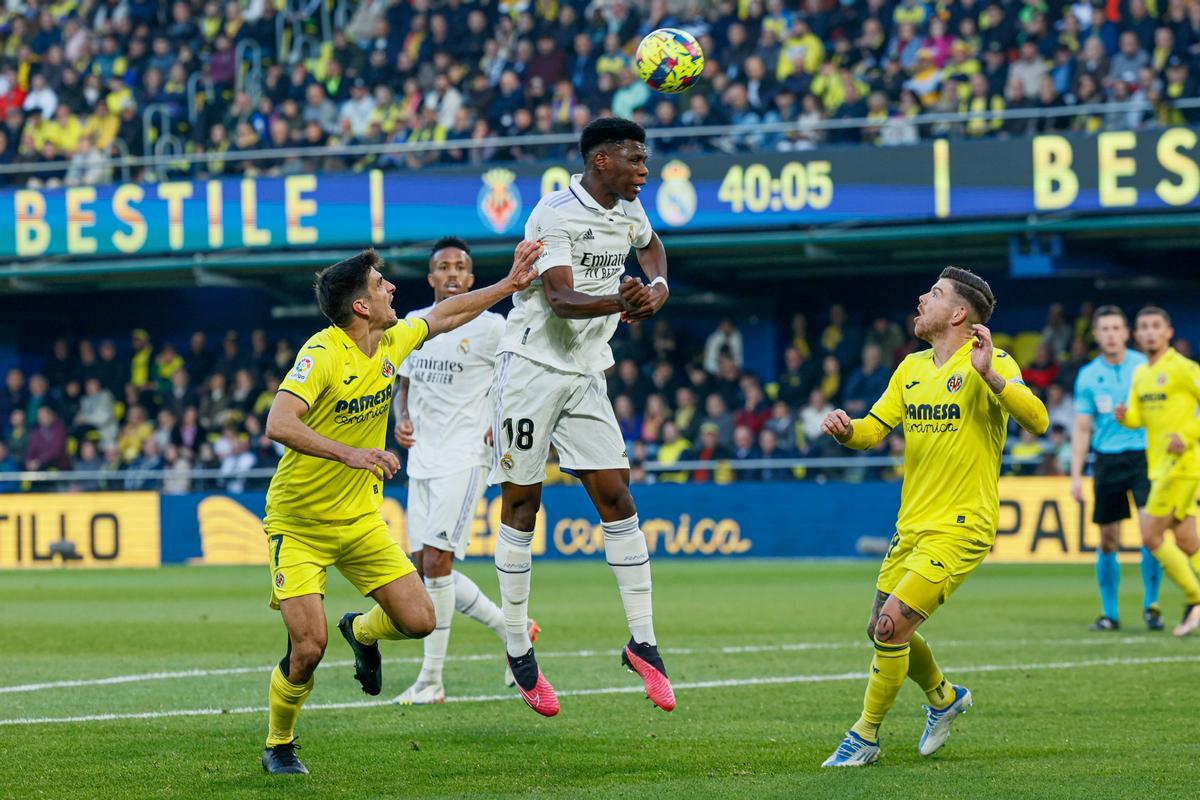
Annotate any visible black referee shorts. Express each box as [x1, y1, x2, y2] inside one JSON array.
[[1092, 450, 1150, 525]]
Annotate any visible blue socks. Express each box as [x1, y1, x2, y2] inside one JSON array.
[[1097, 551, 1120, 621], [1140, 546, 1162, 610]]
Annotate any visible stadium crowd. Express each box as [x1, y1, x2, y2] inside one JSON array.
[[0, 298, 1169, 492], [2, 0, 1200, 187]]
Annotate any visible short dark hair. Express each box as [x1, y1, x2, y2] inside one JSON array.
[[1092, 305, 1127, 325], [314, 249, 381, 327], [580, 116, 645, 162], [1136, 305, 1172, 325], [430, 235, 471, 258], [940, 266, 996, 324]]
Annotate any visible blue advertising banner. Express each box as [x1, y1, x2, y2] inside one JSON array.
[[4, 127, 1198, 261]]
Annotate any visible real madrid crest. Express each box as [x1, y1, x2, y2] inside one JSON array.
[[655, 160, 697, 227], [457, 337, 471, 354], [500, 452, 515, 470], [627, 223, 635, 244]]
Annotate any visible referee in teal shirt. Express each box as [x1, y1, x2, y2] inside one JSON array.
[[1070, 306, 1163, 631]]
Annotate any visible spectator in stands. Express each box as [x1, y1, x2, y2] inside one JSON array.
[[117, 404, 154, 463], [45, 338, 74, 389], [186, 331, 215, 384], [701, 392, 735, 448], [175, 406, 206, 453], [1010, 426, 1045, 476], [640, 394, 670, 446], [1023, 341, 1061, 391], [70, 439, 104, 492], [843, 344, 889, 417], [609, 358, 650, 409], [1010, 41, 1050, 98], [1, 368, 26, 428], [614, 394, 639, 445], [754, 428, 790, 482], [76, 377, 118, 446], [819, 354, 842, 404], [656, 420, 692, 483], [162, 443, 192, 495], [0, 441, 20, 493], [230, 368, 258, 417], [865, 317, 904, 364], [124, 437, 164, 490], [1045, 383, 1074, 432], [163, 369, 197, 419], [1058, 337, 1091, 392], [1042, 302, 1073, 357], [713, 354, 743, 409], [703, 318, 744, 374], [648, 361, 680, 404], [801, 388, 835, 450], [198, 372, 233, 430], [777, 346, 817, 408], [129, 329, 154, 391], [214, 330, 245, 381], [95, 339, 125, 397], [25, 374, 50, 423], [687, 422, 729, 484], [7, 408, 30, 462], [730, 424, 758, 475], [734, 375, 770, 434], [25, 406, 70, 472], [766, 400, 803, 454], [153, 409, 179, 452], [154, 342, 185, 394], [673, 385, 701, 443]]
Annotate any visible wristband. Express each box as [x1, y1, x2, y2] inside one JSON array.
[[649, 276, 669, 292]]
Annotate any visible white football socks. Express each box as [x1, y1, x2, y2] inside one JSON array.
[[603, 514, 656, 646], [418, 574, 455, 685], [494, 524, 534, 657], [453, 570, 507, 641]]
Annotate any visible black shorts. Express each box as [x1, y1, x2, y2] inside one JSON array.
[[1092, 450, 1150, 525]]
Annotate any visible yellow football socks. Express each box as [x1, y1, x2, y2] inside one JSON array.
[[907, 632, 953, 709], [1152, 539, 1200, 604], [266, 665, 313, 747], [352, 604, 406, 645], [851, 638, 910, 743]]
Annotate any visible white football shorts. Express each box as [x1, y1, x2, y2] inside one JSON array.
[[488, 352, 629, 486], [406, 466, 487, 559]]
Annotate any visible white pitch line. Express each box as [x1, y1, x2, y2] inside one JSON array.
[[0, 635, 1175, 695], [3, 654, 1198, 727]]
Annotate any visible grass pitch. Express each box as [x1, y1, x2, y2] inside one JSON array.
[[2, 560, 1197, 799]]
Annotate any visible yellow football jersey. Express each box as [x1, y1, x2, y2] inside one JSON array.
[[266, 319, 428, 521], [1123, 348, 1200, 480], [865, 342, 1025, 540]]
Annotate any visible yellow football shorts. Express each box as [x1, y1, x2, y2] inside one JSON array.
[[876, 530, 993, 619], [1145, 476, 1199, 521], [264, 511, 416, 610]]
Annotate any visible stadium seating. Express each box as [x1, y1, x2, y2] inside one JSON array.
[[2, 0, 1199, 187]]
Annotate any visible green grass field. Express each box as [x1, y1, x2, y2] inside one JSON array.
[[3, 560, 1198, 799]]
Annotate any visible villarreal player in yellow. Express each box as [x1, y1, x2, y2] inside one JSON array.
[[259, 243, 539, 775], [819, 267, 1048, 767], [1115, 306, 1200, 637]]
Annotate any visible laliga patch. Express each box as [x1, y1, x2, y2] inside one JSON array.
[[500, 452, 515, 470], [275, 572, 285, 588], [289, 356, 315, 383], [946, 373, 964, 393], [381, 357, 396, 379]]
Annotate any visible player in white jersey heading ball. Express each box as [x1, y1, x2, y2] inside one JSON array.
[[393, 236, 539, 704], [490, 117, 674, 716]]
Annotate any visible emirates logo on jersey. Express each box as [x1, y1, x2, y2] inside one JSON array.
[[381, 357, 396, 379], [946, 373, 964, 393]]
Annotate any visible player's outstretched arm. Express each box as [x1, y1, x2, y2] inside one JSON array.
[[423, 240, 541, 339], [821, 408, 891, 450], [266, 391, 400, 478], [971, 324, 1049, 435], [541, 265, 650, 319]]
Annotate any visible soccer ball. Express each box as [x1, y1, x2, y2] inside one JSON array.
[[635, 28, 705, 95]]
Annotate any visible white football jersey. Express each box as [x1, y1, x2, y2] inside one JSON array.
[[398, 306, 504, 479], [498, 173, 654, 375]]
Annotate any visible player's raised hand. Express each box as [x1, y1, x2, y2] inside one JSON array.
[[505, 239, 541, 291], [1168, 433, 1187, 454], [821, 409, 854, 441], [343, 447, 400, 479], [394, 418, 415, 449], [619, 276, 659, 323], [970, 324, 994, 375]]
